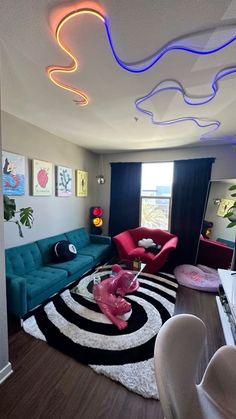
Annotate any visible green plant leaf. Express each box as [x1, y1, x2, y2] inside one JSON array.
[[19, 207, 34, 228], [227, 221, 236, 228], [3, 195, 16, 221], [3, 195, 34, 237], [224, 211, 234, 218], [229, 185, 236, 191]]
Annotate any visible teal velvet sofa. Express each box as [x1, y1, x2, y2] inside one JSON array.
[[5, 228, 111, 317]]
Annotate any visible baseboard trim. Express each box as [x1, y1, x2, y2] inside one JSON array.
[[0, 362, 13, 384]]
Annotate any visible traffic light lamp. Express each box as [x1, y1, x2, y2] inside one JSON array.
[[90, 207, 103, 235]]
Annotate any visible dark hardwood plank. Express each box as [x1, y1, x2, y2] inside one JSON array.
[[0, 284, 225, 419]]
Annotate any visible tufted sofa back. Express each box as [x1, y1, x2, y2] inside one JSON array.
[[65, 228, 90, 250], [5, 242, 43, 276], [36, 233, 68, 264]]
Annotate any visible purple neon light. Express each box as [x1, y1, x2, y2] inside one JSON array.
[[134, 66, 236, 139], [104, 19, 236, 140], [135, 80, 221, 140], [135, 89, 220, 139]]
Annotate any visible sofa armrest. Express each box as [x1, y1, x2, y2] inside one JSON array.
[[6, 275, 27, 317], [161, 236, 178, 251], [90, 234, 111, 245], [150, 236, 178, 262]]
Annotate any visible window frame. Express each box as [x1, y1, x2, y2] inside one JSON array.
[[140, 162, 173, 231]]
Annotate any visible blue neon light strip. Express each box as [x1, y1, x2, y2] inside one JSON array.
[[104, 20, 236, 73]]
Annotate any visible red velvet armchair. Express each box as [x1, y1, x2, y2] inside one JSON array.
[[113, 227, 178, 274]]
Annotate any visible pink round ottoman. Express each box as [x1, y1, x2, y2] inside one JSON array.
[[174, 264, 220, 292]]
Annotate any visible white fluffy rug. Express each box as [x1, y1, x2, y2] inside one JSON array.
[[23, 269, 178, 399]]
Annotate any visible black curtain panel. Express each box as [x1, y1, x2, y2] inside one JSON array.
[[170, 158, 215, 266], [108, 162, 142, 237]]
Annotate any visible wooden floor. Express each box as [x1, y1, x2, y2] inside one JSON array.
[[0, 284, 225, 419]]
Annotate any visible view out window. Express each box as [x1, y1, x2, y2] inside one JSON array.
[[140, 162, 174, 230]]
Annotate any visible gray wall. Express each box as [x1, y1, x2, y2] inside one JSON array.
[[2, 111, 100, 248], [97, 145, 236, 234]]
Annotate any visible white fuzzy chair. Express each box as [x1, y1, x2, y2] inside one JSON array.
[[154, 314, 236, 419]]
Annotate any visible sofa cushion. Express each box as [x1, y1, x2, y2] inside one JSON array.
[[77, 243, 111, 263], [216, 238, 235, 249], [49, 254, 93, 276], [65, 228, 90, 250], [5, 243, 43, 276], [37, 234, 68, 264], [25, 266, 68, 301], [128, 247, 156, 262]]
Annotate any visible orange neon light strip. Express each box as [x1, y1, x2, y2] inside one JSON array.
[[47, 8, 105, 106]]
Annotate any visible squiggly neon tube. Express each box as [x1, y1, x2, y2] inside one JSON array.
[[47, 8, 105, 105], [135, 80, 221, 140]]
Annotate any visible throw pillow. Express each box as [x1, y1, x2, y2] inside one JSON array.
[[138, 238, 154, 248], [146, 244, 162, 254], [138, 238, 162, 253], [52, 240, 77, 262]]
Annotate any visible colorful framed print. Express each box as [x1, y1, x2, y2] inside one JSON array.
[[32, 159, 53, 196], [2, 151, 25, 196], [56, 166, 72, 197], [76, 170, 88, 197]]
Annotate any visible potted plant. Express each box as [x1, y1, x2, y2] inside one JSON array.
[[3, 195, 34, 237]]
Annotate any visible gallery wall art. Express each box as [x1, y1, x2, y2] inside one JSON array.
[[217, 198, 235, 217], [76, 170, 88, 197], [56, 166, 72, 197], [2, 151, 25, 196], [32, 159, 53, 196]]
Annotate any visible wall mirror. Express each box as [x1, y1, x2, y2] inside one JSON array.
[[197, 179, 236, 270]]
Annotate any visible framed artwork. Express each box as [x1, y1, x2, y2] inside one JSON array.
[[76, 170, 88, 197], [217, 198, 235, 217], [56, 166, 72, 197], [2, 151, 25, 196], [32, 159, 53, 196]]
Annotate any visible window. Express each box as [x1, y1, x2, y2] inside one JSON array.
[[140, 162, 173, 230]]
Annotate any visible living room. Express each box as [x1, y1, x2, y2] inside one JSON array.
[[1, 1, 236, 418]]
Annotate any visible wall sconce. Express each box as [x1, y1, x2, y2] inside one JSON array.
[[96, 154, 105, 184], [96, 175, 105, 184], [213, 198, 221, 206]]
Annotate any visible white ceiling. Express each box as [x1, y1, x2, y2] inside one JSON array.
[[1, 0, 236, 153]]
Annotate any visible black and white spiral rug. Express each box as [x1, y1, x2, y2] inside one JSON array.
[[23, 267, 178, 399]]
